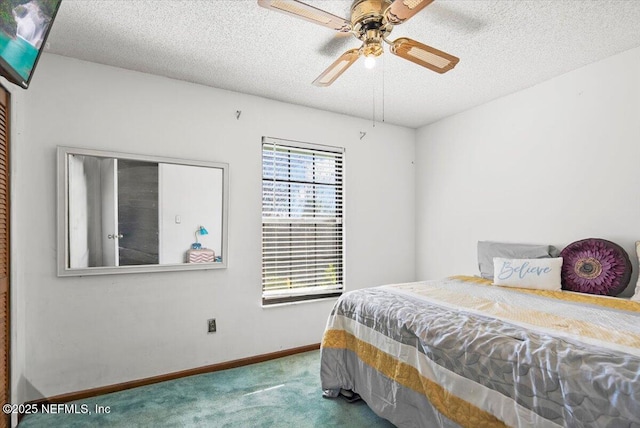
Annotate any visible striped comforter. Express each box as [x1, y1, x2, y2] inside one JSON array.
[[320, 276, 640, 427]]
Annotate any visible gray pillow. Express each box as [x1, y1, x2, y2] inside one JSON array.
[[478, 241, 559, 280]]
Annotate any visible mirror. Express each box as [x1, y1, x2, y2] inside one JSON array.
[[57, 146, 229, 276]]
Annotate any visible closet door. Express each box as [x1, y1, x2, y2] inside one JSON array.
[[0, 85, 10, 428]]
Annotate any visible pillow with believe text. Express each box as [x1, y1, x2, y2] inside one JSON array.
[[493, 257, 563, 290], [478, 241, 558, 280]]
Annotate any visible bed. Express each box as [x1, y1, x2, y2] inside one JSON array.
[[320, 275, 640, 427]]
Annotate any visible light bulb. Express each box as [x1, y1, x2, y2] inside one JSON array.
[[364, 56, 376, 69]]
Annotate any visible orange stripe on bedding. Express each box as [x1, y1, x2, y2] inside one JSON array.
[[322, 329, 508, 428], [451, 275, 640, 314]]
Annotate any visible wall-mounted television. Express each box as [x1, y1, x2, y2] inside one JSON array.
[[0, 0, 62, 89]]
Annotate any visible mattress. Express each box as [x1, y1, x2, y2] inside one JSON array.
[[320, 276, 640, 427]]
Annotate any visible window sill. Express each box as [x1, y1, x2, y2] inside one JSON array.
[[261, 295, 340, 308]]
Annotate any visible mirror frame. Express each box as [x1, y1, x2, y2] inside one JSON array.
[[57, 146, 229, 276]]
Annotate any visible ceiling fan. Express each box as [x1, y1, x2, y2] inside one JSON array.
[[257, 0, 459, 86]]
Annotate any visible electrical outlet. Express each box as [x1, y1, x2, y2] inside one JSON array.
[[207, 318, 217, 333]]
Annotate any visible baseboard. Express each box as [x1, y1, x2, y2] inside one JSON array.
[[22, 343, 320, 419]]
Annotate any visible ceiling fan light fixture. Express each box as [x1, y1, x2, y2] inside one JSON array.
[[364, 55, 376, 69], [362, 32, 384, 53], [258, 0, 459, 86]]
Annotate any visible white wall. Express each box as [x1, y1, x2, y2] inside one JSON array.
[[416, 46, 640, 296], [11, 53, 416, 402]]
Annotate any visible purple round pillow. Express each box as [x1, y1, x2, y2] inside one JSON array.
[[560, 238, 631, 296]]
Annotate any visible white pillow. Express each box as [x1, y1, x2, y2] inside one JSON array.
[[632, 242, 640, 301], [493, 257, 563, 290]]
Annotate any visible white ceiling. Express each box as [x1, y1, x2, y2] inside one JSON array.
[[45, 0, 640, 129]]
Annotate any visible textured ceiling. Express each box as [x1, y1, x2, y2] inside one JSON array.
[[45, 0, 640, 129]]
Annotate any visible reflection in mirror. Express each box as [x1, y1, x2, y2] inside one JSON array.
[[58, 147, 228, 276]]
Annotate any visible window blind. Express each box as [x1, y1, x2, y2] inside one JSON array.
[[262, 138, 344, 304]]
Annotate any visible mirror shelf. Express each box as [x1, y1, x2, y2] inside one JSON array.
[[57, 146, 229, 276]]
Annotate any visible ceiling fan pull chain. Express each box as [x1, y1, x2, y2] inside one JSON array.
[[372, 74, 375, 128]]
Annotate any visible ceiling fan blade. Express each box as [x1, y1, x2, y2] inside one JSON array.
[[312, 49, 360, 87], [389, 37, 459, 73], [385, 0, 434, 25], [258, 0, 351, 32]]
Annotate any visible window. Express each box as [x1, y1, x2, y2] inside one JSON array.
[[262, 137, 344, 305]]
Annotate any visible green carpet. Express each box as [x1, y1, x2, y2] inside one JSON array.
[[20, 350, 394, 427]]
